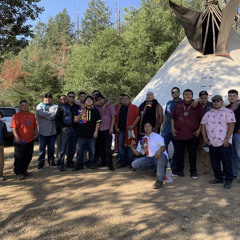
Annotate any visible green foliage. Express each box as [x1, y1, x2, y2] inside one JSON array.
[[80, 0, 111, 44], [0, 0, 44, 59]]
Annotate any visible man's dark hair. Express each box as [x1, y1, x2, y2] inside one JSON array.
[[92, 90, 101, 94], [20, 100, 28, 105], [183, 89, 193, 96], [95, 93, 104, 101], [228, 89, 238, 95], [67, 91, 75, 96], [85, 95, 94, 103], [171, 87, 180, 92], [60, 94, 67, 98], [0, 111, 3, 118], [144, 122, 153, 127], [78, 91, 86, 96], [120, 93, 125, 97], [122, 94, 130, 99]]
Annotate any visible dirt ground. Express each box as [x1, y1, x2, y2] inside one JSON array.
[[1, 143, 240, 240]]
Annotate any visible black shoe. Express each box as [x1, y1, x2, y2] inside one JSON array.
[[209, 179, 224, 184], [24, 171, 33, 177], [153, 181, 163, 189], [176, 172, 185, 177], [87, 165, 98, 170], [224, 181, 232, 189], [16, 174, 25, 180], [108, 166, 115, 171], [37, 161, 44, 171], [48, 159, 57, 168], [66, 162, 75, 168], [59, 166, 65, 172], [191, 173, 198, 180], [116, 164, 127, 169], [72, 167, 83, 172]]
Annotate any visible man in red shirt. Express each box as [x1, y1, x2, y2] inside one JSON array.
[[11, 100, 38, 180], [171, 89, 204, 179]]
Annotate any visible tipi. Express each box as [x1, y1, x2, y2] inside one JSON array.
[[133, 0, 240, 107]]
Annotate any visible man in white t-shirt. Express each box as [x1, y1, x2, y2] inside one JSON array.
[[130, 122, 168, 189]]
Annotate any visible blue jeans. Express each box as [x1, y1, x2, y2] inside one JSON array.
[[162, 129, 177, 171], [209, 144, 233, 182], [132, 153, 168, 181], [76, 138, 96, 169], [58, 128, 77, 166], [232, 132, 240, 177], [118, 131, 135, 166], [38, 134, 56, 163]]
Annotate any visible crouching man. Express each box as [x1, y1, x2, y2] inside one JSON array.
[[130, 122, 168, 189]]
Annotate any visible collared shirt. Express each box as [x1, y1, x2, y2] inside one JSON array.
[[136, 132, 168, 158], [95, 104, 116, 131], [11, 111, 38, 143], [201, 107, 236, 147]]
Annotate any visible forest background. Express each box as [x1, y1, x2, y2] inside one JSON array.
[[0, 0, 239, 108]]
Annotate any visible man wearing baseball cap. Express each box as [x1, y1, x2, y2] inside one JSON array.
[[199, 91, 213, 113], [36, 93, 59, 170]]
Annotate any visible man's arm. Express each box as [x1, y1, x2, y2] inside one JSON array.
[[171, 118, 178, 136], [34, 128, 38, 140], [154, 104, 163, 132], [130, 140, 141, 157], [154, 145, 166, 159], [12, 128, 21, 144], [36, 104, 56, 120], [201, 124, 209, 145], [129, 116, 140, 131], [161, 114, 167, 134], [223, 122, 235, 147], [93, 122, 101, 139], [109, 115, 115, 135]]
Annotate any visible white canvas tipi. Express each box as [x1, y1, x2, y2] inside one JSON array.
[[133, 28, 240, 107]]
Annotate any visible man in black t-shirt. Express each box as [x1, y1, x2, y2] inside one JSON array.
[[73, 96, 102, 171]]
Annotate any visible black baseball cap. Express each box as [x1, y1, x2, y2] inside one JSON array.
[[44, 93, 52, 98], [199, 91, 208, 97]]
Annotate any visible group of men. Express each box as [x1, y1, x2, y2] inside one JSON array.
[[9, 87, 240, 190]]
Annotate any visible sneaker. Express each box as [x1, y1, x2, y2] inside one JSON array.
[[48, 159, 58, 168], [153, 181, 163, 189], [24, 171, 32, 177], [191, 173, 198, 180], [175, 172, 185, 177], [0, 176, 6, 181], [16, 174, 25, 180], [59, 166, 65, 172], [108, 166, 115, 171], [37, 161, 44, 171], [66, 162, 75, 168], [209, 179, 224, 184], [224, 181, 232, 189], [72, 167, 83, 172]]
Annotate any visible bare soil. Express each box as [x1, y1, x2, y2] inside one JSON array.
[[0, 143, 240, 240]]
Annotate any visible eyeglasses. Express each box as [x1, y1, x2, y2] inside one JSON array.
[[212, 99, 221, 103], [68, 96, 75, 98], [171, 91, 179, 94]]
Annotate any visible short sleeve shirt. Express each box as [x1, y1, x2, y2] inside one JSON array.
[[201, 107, 236, 147], [136, 132, 168, 158], [11, 111, 38, 143]]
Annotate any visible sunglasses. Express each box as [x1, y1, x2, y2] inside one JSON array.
[[212, 99, 221, 103], [68, 96, 75, 98], [171, 91, 179, 94]]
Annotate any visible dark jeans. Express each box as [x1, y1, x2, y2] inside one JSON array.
[[209, 144, 233, 182], [162, 129, 177, 171], [76, 138, 96, 169], [58, 128, 77, 167], [38, 134, 56, 163], [118, 131, 135, 166], [175, 138, 199, 174], [97, 130, 113, 167], [14, 141, 34, 175]]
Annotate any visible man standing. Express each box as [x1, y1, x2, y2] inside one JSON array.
[[36, 93, 58, 170], [76, 91, 86, 106], [226, 89, 240, 179], [199, 91, 213, 113], [201, 95, 235, 188], [56, 92, 79, 171], [131, 122, 168, 189], [115, 94, 139, 168], [11, 100, 38, 180], [171, 89, 204, 179], [95, 94, 116, 171], [161, 87, 182, 173], [138, 92, 163, 139]]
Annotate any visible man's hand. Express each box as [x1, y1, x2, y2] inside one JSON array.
[[93, 131, 98, 139], [194, 129, 201, 137], [115, 127, 120, 133], [203, 137, 209, 145], [101, 105, 106, 113], [130, 140, 136, 148], [223, 138, 229, 147], [172, 128, 178, 137], [16, 136, 21, 144], [191, 99, 199, 108], [128, 125, 133, 131], [109, 128, 113, 135], [154, 149, 161, 159]]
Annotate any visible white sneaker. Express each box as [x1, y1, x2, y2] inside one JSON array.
[[0, 176, 6, 181]]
